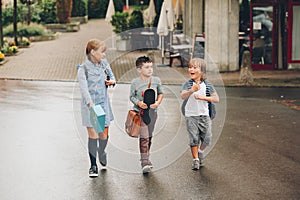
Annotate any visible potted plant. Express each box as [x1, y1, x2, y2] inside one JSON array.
[[110, 12, 131, 51]]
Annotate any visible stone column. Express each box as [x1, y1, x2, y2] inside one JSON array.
[[205, 0, 239, 72], [183, 0, 204, 38]]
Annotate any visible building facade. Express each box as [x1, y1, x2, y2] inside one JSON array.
[[183, 0, 300, 71]]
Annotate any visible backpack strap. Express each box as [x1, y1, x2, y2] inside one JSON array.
[[83, 64, 88, 80], [203, 79, 211, 97]]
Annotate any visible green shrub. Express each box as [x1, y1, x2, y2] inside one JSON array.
[[110, 12, 129, 39], [2, 6, 23, 27], [3, 23, 52, 37], [72, 0, 87, 17], [39, 0, 57, 24], [128, 10, 144, 29], [88, 0, 107, 19]]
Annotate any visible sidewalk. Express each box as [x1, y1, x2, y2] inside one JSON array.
[[0, 19, 299, 87]]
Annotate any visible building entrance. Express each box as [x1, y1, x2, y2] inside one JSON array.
[[250, 3, 278, 70]]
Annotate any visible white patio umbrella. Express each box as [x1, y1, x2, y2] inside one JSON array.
[[105, 0, 115, 22], [165, 0, 174, 31], [175, 0, 182, 21], [165, 0, 175, 52], [157, 2, 169, 65], [105, 0, 115, 49], [143, 0, 156, 26]]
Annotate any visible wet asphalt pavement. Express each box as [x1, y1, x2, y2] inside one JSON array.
[[0, 80, 299, 200]]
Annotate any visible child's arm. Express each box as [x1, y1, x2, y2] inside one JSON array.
[[181, 84, 200, 99], [150, 93, 163, 109], [195, 92, 219, 103]]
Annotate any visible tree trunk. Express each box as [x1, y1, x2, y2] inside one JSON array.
[[56, 0, 73, 24]]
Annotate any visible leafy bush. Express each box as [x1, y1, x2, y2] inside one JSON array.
[[3, 23, 51, 37], [39, 0, 57, 24], [2, 6, 23, 27], [88, 0, 107, 19], [110, 12, 129, 39], [72, 0, 87, 17], [128, 10, 144, 29]]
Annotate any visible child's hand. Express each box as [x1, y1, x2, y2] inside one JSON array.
[[138, 101, 148, 109], [194, 94, 205, 100], [88, 102, 94, 108], [150, 101, 160, 109], [105, 80, 115, 86], [190, 84, 200, 92]]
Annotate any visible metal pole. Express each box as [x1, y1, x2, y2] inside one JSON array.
[[126, 0, 129, 9], [0, 1, 3, 48], [13, 0, 18, 46]]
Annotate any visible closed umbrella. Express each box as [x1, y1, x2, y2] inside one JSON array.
[[175, 0, 182, 21], [105, 0, 115, 22], [165, 0, 175, 52], [166, 0, 174, 31], [143, 0, 156, 26], [157, 2, 169, 65], [105, 0, 115, 49]]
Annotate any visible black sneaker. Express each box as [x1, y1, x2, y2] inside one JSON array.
[[89, 165, 98, 178]]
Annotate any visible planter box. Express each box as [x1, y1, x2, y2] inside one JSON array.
[[29, 32, 61, 42], [66, 22, 80, 32], [45, 22, 80, 32], [116, 39, 131, 51], [0, 59, 8, 65], [71, 16, 88, 24]]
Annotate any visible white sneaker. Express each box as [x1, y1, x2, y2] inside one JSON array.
[[142, 165, 152, 174], [192, 159, 200, 170]]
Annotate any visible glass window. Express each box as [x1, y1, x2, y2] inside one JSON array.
[[252, 6, 273, 64]]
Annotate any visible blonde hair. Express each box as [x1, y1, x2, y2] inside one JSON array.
[[85, 39, 106, 57], [189, 58, 207, 81]]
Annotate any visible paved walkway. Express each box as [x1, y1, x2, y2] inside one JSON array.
[[0, 19, 299, 86]]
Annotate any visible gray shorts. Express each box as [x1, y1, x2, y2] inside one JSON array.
[[185, 115, 212, 147]]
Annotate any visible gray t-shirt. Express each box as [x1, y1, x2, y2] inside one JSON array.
[[130, 76, 163, 111]]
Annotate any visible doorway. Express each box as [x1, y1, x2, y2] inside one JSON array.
[[250, 3, 278, 70]]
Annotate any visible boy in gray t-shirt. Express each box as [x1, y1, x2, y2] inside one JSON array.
[[181, 58, 219, 170], [129, 56, 164, 174]]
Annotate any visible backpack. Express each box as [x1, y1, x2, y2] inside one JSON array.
[[181, 79, 216, 120]]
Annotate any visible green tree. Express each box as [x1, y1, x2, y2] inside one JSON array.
[[39, 0, 57, 24], [20, 0, 37, 25], [72, 0, 87, 17]]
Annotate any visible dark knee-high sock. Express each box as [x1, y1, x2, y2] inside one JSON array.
[[98, 138, 108, 166], [98, 138, 108, 155], [88, 138, 98, 167]]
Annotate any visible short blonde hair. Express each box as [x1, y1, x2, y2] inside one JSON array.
[[85, 39, 106, 56], [189, 58, 207, 81]]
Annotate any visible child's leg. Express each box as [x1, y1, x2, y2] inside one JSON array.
[[186, 116, 200, 158], [198, 116, 212, 163], [139, 122, 150, 166], [191, 146, 199, 159], [186, 116, 202, 170]]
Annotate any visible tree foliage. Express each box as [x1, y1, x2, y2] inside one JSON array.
[[72, 0, 87, 17]]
